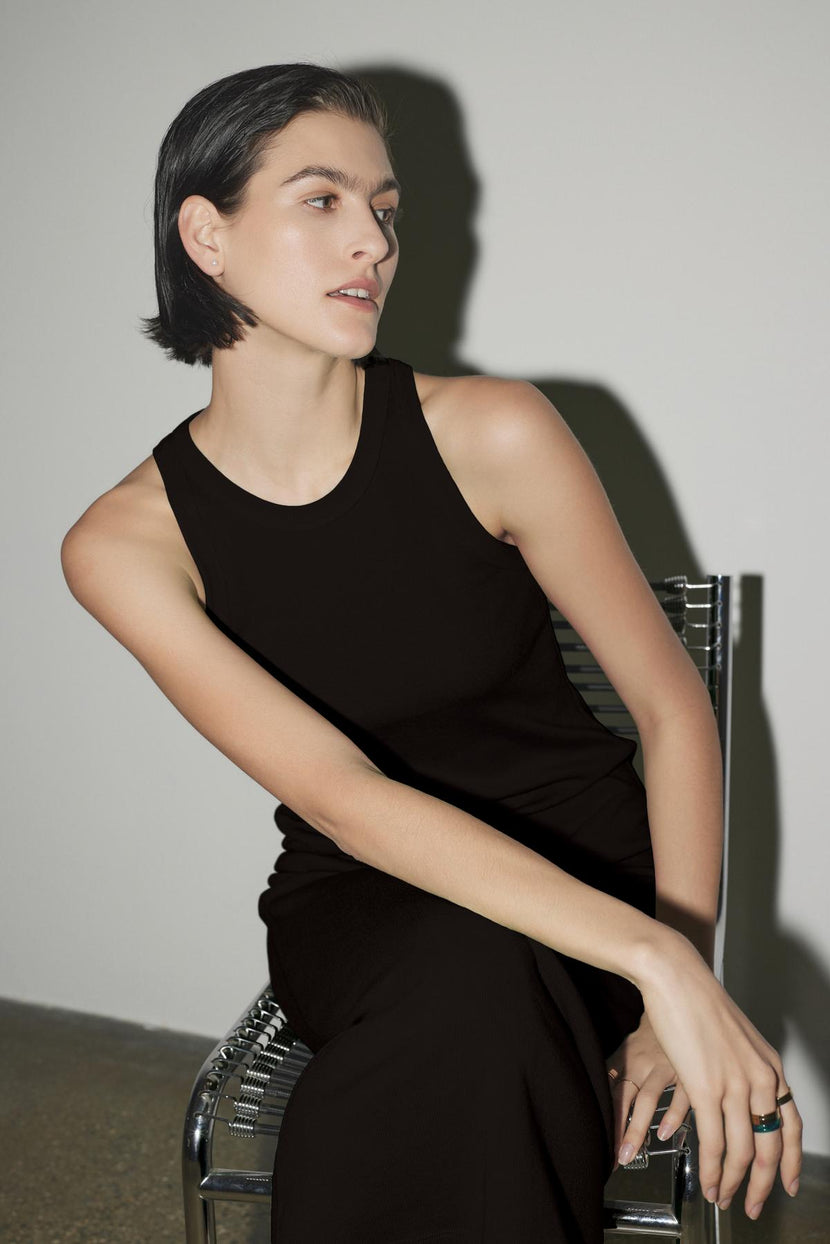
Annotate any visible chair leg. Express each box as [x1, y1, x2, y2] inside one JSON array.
[[183, 1088, 218, 1244], [182, 1191, 216, 1244]]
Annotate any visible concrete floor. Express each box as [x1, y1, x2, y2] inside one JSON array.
[[0, 996, 826, 1243]]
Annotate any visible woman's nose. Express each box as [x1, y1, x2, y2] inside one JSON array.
[[349, 209, 394, 262]]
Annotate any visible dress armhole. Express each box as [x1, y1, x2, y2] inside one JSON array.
[[397, 362, 525, 570]]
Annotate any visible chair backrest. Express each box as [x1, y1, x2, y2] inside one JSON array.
[[549, 572, 734, 981]]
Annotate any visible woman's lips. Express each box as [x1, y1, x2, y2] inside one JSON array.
[[326, 292, 377, 311]]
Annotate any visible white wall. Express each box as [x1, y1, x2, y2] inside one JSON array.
[[3, 0, 828, 1156]]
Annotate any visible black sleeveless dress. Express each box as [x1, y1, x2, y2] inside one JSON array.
[[153, 353, 656, 1244]]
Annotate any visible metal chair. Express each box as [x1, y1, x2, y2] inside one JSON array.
[[182, 573, 734, 1243]]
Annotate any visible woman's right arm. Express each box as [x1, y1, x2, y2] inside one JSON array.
[[61, 499, 801, 1215], [61, 496, 668, 980]]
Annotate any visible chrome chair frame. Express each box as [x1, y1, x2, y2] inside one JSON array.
[[182, 572, 733, 1243]]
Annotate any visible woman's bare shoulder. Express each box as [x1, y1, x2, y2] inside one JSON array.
[[411, 367, 573, 465], [410, 368, 525, 430], [409, 369, 538, 546], [61, 452, 206, 607], [410, 367, 545, 458]]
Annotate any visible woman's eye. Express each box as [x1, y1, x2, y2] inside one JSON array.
[[375, 205, 401, 226], [305, 195, 401, 227], [306, 194, 337, 210]]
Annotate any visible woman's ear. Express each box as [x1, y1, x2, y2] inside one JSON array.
[[178, 195, 224, 276]]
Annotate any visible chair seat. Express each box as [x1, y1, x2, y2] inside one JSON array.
[[182, 983, 729, 1242]]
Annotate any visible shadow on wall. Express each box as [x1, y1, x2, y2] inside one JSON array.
[[347, 61, 830, 1153]]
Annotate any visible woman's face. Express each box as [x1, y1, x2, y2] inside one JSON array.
[[201, 109, 401, 361]]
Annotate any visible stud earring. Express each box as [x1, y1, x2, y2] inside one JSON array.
[[211, 260, 218, 266]]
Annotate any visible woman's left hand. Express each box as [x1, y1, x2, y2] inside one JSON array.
[[605, 1011, 692, 1170]]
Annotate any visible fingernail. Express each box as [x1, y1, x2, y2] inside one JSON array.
[[749, 1202, 763, 1220], [705, 1186, 719, 1203], [618, 1142, 634, 1164], [788, 1178, 799, 1197], [656, 1122, 670, 1140], [718, 1197, 732, 1211]]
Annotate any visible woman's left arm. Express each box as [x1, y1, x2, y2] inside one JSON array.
[[448, 374, 726, 967], [452, 374, 729, 1158], [639, 702, 724, 970]]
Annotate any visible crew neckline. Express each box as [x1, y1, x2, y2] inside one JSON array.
[[178, 358, 391, 530]]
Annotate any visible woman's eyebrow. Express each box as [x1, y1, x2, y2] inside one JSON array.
[[280, 164, 401, 197]]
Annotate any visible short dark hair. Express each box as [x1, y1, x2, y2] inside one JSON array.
[[140, 63, 391, 368]]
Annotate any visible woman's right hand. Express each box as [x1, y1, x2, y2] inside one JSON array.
[[633, 927, 803, 1220]]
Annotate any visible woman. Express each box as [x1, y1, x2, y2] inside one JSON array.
[[61, 63, 802, 1242]]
